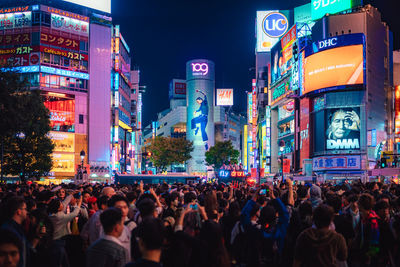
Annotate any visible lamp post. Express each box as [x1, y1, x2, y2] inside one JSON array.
[[280, 146, 284, 179], [80, 150, 85, 180]]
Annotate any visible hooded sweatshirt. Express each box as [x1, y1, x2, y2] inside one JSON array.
[[294, 227, 347, 267]]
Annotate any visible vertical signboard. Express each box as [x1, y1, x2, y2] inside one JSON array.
[[186, 59, 215, 173], [299, 98, 310, 168], [216, 89, 233, 106], [252, 79, 257, 150], [243, 124, 248, 171], [256, 10, 290, 52], [311, 0, 358, 21], [395, 85, 400, 136], [247, 92, 253, 124]]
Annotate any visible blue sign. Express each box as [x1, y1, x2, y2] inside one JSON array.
[[263, 12, 289, 38], [313, 155, 361, 171], [40, 66, 90, 80], [306, 33, 365, 56], [1, 65, 40, 73]]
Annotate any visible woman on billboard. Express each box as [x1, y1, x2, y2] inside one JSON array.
[[326, 108, 360, 150], [191, 89, 209, 150]]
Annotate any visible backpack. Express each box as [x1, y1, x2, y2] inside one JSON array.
[[231, 222, 248, 264]]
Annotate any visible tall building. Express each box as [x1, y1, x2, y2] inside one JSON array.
[[0, 0, 141, 182], [253, 3, 394, 181]]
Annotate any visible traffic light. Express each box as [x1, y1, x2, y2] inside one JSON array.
[[381, 157, 387, 168]]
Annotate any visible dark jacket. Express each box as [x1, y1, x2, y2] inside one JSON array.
[[86, 238, 127, 267], [294, 227, 347, 267], [1, 219, 31, 267]]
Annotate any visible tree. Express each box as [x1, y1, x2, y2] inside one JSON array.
[[147, 137, 193, 172], [0, 70, 54, 181], [205, 140, 239, 170]]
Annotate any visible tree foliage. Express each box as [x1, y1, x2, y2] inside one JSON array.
[[0, 70, 54, 180], [205, 140, 239, 169], [147, 137, 193, 172]]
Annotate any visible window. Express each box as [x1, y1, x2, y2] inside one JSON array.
[[52, 55, 60, 65], [32, 12, 40, 25], [79, 114, 84, 124], [42, 53, 50, 64], [41, 13, 51, 26]]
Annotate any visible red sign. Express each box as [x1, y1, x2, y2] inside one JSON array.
[[0, 52, 39, 67], [175, 82, 186, 95], [0, 33, 30, 46], [299, 98, 311, 168], [281, 24, 297, 51], [0, 6, 29, 14], [231, 171, 245, 178], [40, 32, 80, 51], [42, 5, 89, 22], [283, 159, 291, 174], [40, 46, 88, 61]]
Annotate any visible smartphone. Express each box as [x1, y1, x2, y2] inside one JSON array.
[[144, 190, 151, 194], [190, 204, 198, 210], [259, 189, 267, 195]]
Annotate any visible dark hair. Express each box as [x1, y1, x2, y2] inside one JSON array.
[[126, 191, 138, 203], [137, 198, 156, 218], [47, 199, 61, 214], [358, 193, 374, 211], [297, 186, 309, 199], [326, 194, 342, 214], [184, 191, 197, 204], [249, 202, 261, 218], [313, 204, 334, 229], [97, 195, 109, 209], [0, 229, 22, 251], [259, 205, 276, 226], [108, 195, 129, 208], [136, 217, 165, 250], [5, 196, 26, 219], [100, 208, 122, 234], [375, 199, 389, 212], [165, 192, 179, 206]]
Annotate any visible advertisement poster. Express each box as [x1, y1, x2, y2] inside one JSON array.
[[313, 155, 361, 171], [299, 98, 310, 168], [51, 13, 89, 35], [40, 32, 80, 51], [326, 107, 360, 150], [216, 89, 233, 106], [44, 99, 75, 132], [51, 153, 75, 173], [303, 44, 363, 95], [186, 59, 215, 173], [256, 10, 290, 52], [0, 11, 31, 30], [49, 131, 75, 153]]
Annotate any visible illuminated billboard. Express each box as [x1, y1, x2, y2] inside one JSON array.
[[326, 107, 360, 150], [0, 11, 31, 30], [256, 10, 290, 52], [216, 89, 233, 106], [311, 0, 356, 21], [302, 34, 365, 95], [44, 98, 75, 132], [396, 85, 400, 136], [186, 59, 215, 173], [51, 13, 89, 35], [49, 132, 75, 153], [63, 0, 111, 14], [51, 153, 75, 173]]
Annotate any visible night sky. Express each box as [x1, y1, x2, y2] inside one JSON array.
[[111, 0, 400, 127]]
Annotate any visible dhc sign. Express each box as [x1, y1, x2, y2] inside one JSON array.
[[262, 12, 288, 38], [318, 37, 337, 49]]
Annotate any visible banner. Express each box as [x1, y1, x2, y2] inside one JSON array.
[[51, 13, 89, 35], [49, 131, 75, 153], [326, 107, 360, 150], [216, 89, 233, 106], [41, 46, 88, 61], [0, 33, 30, 46], [313, 155, 361, 171]]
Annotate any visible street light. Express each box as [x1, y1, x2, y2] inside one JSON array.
[[80, 150, 85, 180]]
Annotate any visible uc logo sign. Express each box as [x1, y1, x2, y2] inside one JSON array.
[[262, 12, 288, 38]]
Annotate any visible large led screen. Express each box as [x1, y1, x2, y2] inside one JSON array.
[[326, 107, 360, 150], [303, 44, 363, 95], [63, 0, 111, 14]]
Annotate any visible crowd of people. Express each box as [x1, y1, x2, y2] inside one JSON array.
[[0, 178, 399, 267]]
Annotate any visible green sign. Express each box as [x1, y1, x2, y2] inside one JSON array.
[[272, 82, 289, 102], [311, 0, 357, 21]]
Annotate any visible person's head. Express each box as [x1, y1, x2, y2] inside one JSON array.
[[375, 200, 390, 220], [47, 199, 62, 214], [313, 204, 334, 229], [136, 218, 165, 255], [310, 185, 322, 200], [196, 97, 203, 104], [100, 208, 124, 237], [97, 195, 109, 210], [327, 109, 351, 139], [137, 198, 157, 219], [166, 192, 180, 208], [126, 191, 138, 204], [204, 190, 219, 221], [82, 192, 91, 204], [259, 204, 277, 228], [297, 186, 309, 200], [5, 197, 27, 224], [101, 187, 116, 198], [0, 229, 22, 267], [249, 202, 261, 221], [326, 194, 342, 214], [183, 191, 197, 205], [108, 195, 129, 218], [56, 189, 66, 199], [358, 193, 374, 217]]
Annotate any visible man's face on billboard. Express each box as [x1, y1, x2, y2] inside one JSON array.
[[331, 110, 351, 139]]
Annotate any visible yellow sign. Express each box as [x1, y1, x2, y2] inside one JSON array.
[[49, 131, 75, 153], [51, 153, 75, 173]]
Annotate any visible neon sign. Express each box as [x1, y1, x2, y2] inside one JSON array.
[[40, 66, 89, 80], [191, 63, 209, 76]]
